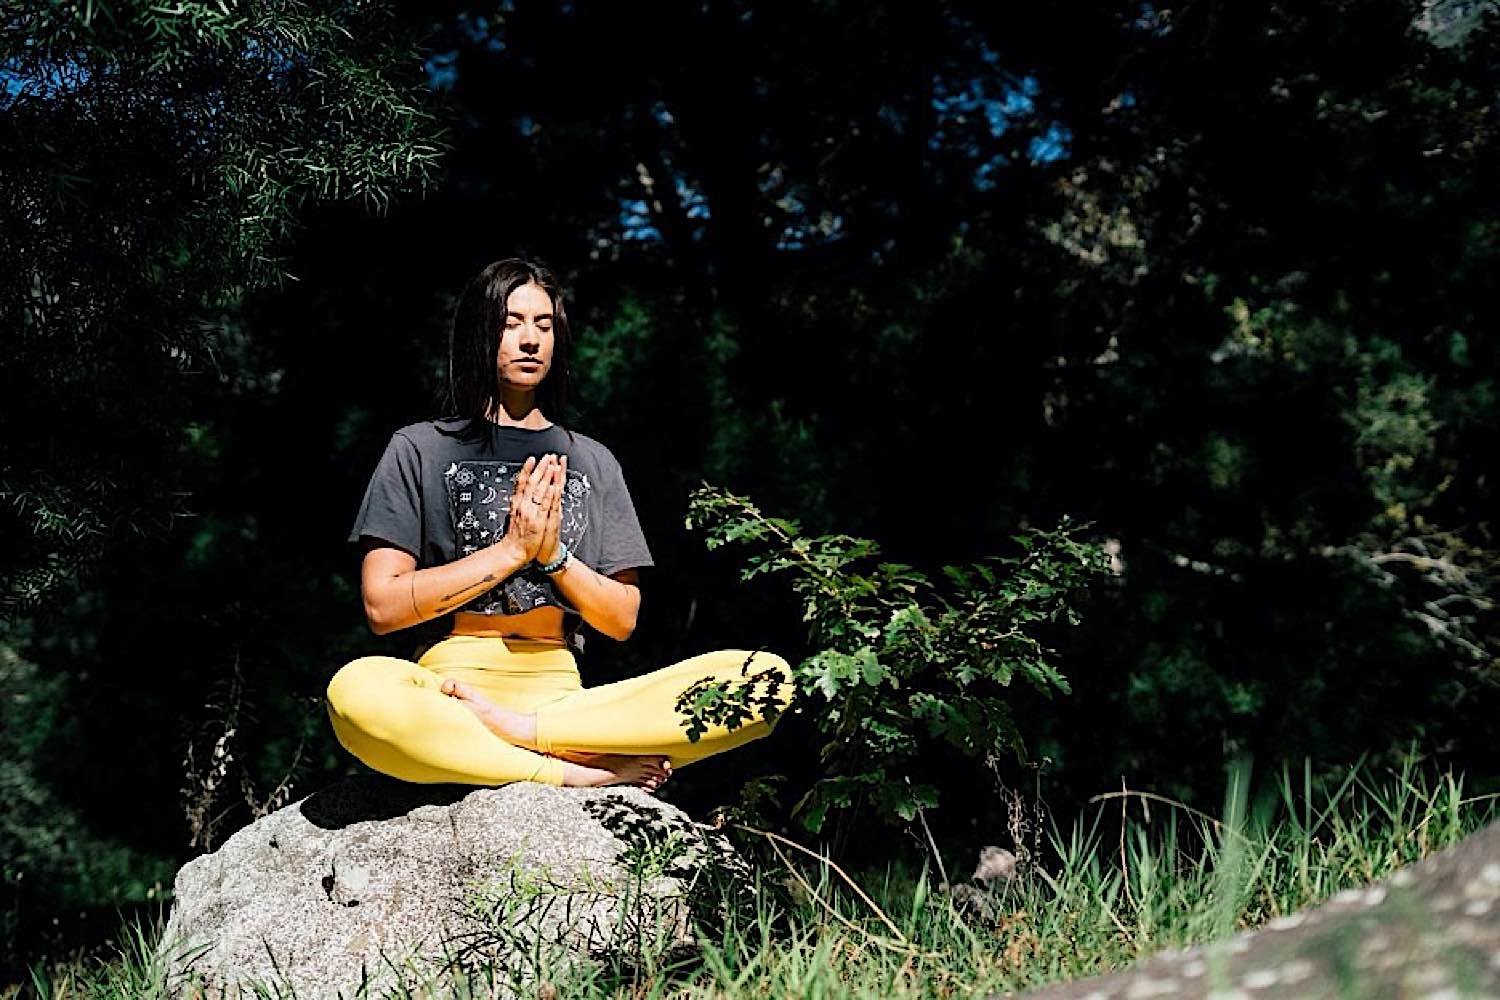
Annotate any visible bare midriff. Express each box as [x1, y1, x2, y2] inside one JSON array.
[[448, 605, 566, 641]]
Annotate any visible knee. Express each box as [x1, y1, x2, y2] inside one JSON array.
[[326, 656, 399, 726], [736, 649, 796, 723]]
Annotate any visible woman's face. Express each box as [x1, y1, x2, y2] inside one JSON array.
[[497, 280, 555, 391]]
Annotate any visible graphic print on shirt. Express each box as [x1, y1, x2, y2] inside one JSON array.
[[442, 461, 592, 615]]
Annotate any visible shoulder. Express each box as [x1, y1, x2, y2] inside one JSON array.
[[391, 419, 466, 451], [563, 428, 623, 473]]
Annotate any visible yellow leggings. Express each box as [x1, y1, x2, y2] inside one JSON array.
[[325, 636, 794, 786]]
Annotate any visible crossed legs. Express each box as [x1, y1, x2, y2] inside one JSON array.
[[326, 645, 794, 790]]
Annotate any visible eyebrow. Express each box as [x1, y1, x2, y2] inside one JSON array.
[[506, 310, 554, 321]]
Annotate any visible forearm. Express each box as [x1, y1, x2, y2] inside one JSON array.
[[549, 556, 641, 640], [367, 541, 529, 634]]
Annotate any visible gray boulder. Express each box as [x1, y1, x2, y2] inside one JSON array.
[[1015, 818, 1500, 999], [156, 775, 751, 999]]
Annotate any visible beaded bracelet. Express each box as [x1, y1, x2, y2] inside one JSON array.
[[538, 542, 570, 575]]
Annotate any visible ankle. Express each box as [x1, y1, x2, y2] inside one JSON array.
[[509, 711, 539, 748], [560, 761, 611, 788]]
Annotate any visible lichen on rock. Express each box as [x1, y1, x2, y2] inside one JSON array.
[[156, 775, 752, 998], [1012, 819, 1500, 999]]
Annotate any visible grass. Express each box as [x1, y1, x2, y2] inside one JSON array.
[[13, 755, 1498, 999]]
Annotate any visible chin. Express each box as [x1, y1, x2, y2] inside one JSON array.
[[500, 370, 549, 385]]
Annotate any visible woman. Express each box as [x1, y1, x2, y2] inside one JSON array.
[[326, 257, 793, 792]]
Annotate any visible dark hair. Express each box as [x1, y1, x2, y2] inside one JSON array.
[[441, 257, 573, 444]]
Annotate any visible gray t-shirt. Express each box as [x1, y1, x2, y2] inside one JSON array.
[[347, 418, 654, 620]]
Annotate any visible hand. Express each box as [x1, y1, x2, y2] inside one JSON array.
[[501, 455, 563, 562], [536, 454, 567, 567]]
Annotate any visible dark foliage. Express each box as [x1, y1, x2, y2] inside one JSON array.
[[2, 0, 1497, 978]]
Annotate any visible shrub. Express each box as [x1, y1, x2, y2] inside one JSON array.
[[684, 484, 1112, 830]]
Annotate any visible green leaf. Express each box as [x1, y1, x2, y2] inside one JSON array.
[[683, 485, 1107, 828]]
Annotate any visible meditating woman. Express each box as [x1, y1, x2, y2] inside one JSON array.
[[326, 257, 794, 792]]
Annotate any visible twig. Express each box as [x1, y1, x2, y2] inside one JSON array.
[[1460, 792, 1500, 807], [905, 776, 950, 890], [1105, 901, 1133, 940], [1119, 776, 1133, 911], [1089, 789, 1258, 846], [757, 836, 919, 958], [733, 824, 912, 946]]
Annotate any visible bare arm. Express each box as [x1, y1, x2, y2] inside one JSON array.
[[531, 453, 642, 640], [360, 454, 563, 635], [360, 539, 531, 635], [549, 562, 642, 641]]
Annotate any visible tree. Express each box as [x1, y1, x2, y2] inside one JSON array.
[[0, 0, 447, 614], [0, 1, 447, 971]]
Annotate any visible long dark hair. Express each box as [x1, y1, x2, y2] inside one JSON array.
[[441, 257, 573, 444]]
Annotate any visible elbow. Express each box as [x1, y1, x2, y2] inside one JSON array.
[[362, 593, 400, 636], [602, 615, 637, 642], [601, 604, 639, 642], [614, 591, 643, 641], [591, 576, 643, 642]]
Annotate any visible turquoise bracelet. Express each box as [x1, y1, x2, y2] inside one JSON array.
[[537, 542, 570, 575]]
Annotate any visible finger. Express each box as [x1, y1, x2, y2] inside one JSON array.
[[522, 461, 546, 505], [514, 456, 537, 498], [540, 464, 563, 513], [530, 454, 558, 502], [543, 496, 561, 541]]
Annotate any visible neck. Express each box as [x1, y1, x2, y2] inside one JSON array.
[[486, 390, 550, 429]]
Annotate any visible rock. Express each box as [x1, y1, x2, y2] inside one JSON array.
[[948, 882, 1001, 925], [155, 775, 752, 999], [975, 846, 1018, 886], [1012, 818, 1500, 999], [941, 846, 1021, 926]]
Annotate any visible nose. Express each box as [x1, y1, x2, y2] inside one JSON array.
[[517, 321, 542, 350]]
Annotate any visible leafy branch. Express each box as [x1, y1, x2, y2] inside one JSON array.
[[685, 484, 1113, 830]]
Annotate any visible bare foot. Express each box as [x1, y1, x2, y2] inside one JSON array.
[[439, 679, 538, 747], [561, 754, 673, 792], [440, 679, 672, 792]]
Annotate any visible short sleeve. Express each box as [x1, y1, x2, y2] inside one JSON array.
[[594, 451, 654, 577], [347, 431, 423, 560]]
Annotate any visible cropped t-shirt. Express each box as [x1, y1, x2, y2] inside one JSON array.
[[347, 417, 655, 619]]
